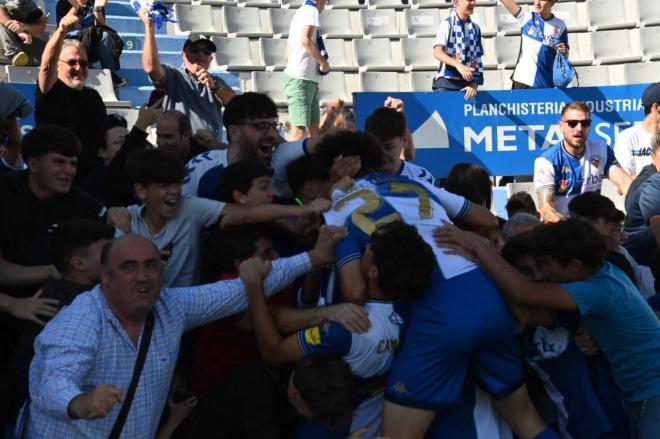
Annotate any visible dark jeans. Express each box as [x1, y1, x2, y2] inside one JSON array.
[[628, 395, 660, 439], [0, 25, 46, 65]]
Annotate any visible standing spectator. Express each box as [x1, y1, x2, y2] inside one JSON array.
[[22, 227, 343, 438], [55, 0, 126, 87], [614, 82, 660, 178], [36, 12, 108, 184], [283, 0, 329, 140], [498, 0, 568, 89], [139, 7, 235, 141], [0, 81, 32, 174], [534, 101, 631, 222], [0, 0, 47, 66], [432, 0, 484, 99]]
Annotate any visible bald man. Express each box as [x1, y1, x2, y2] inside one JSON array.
[[22, 229, 345, 438]]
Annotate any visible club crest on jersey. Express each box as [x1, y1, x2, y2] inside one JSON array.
[[304, 327, 321, 346], [558, 179, 569, 194], [590, 155, 602, 168], [390, 381, 409, 395], [388, 311, 404, 326]]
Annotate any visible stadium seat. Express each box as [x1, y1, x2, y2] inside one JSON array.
[[223, 5, 271, 37], [260, 38, 287, 70], [212, 37, 264, 70], [405, 9, 446, 37], [408, 71, 435, 91], [493, 35, 520, 69], [501, 69, 513, 89], [328, 0, 367, 9], [317, 72, 352, 105], [323, 39, 358, 71], [280, 0, 303, 8], [481, 69, 506, 91], [567, 32, 594, 66], [251, 71, 287, 105], [411, 0, 453, 8], [641, 26, 660, 61], [600, 179, 625, 213], [480, 38, 498, 69], [637, 0, 660, 27], [400, 38, 436, 71], [199, 0, 237, 6], [587, 0, 637, 30], [269, 8, 296, 37], [368, 0, 411, 9], [359, 71, 400, 92], [354, 38, 402, 71], [506, 183, 538, 210], [87, 69, 132, 108], [320, 10, 363, 39], [4, 66, 38, 83], [621, 61, 660, 85], [573, 65, 611, 87], [471, 6, 497, 37], [495, 5, 521, 35], [592, 29, 642, 65], [361, 9, 405, 38], [238, 0, 279, 7], [173, 4, 225, 35], [552, 1, 588, 32]]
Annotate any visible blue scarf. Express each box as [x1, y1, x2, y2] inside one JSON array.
[[305, 0, 329, 76], [440, 10, 484, 84], [131, 0, 176, 29]]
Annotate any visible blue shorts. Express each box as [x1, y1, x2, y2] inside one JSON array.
[[385, 267, 524, 409]]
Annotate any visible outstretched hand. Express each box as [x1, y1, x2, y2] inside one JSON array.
[[309, 225, 349, 267], [7, 291, 59, 326], [432, 220, 486, 261], [239, 257, 272, 287]]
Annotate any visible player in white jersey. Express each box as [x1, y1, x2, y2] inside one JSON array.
[[614, 83, 660, 178], [534, 101, 631, 222], [499, 0, 568, 89], [240, 222, 437, 438]]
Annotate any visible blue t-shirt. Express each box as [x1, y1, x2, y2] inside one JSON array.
[[562, 262, 660, 402], [623, 164, 658, 265]]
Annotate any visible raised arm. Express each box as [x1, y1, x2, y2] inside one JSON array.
[[499, 0, 522, 17], [38, 12, 79, 95], [301, 25, 329, 73], [139, 7, 165, 83], [219, 198, 330, 228], [606, 166, 632, 197]]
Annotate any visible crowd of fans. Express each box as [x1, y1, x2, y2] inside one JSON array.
[[1, 0, 660, 438]]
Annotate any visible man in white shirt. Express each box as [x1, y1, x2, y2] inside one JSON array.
[[614, 83, 660, 178], [283, 0, 330, 140]]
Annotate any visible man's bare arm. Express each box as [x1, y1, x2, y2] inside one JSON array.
[[607, 165, 632, 196], [537, 188, 563, 223], [498, 0, 522, 17], [139, 7, 165, 83], [38, 12, 79, 94]]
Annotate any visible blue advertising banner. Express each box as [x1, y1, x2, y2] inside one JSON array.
[[354, 84, 650, 177], [7, 83, 36, 134]]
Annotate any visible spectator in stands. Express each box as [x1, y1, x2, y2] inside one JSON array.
[[139, 7, 235, 141], [23, 227, 343, 438], [623, 132, 660, 266], [614, 82, 660, 178], [432, 0, 484, 99], [498, 0, 568, 89], [0, 0, 47, 66], [36, 13, 108, 184], [365, 105, 434, 185], [505, 191, 539, 218], [0, 81, 32, 173], [157, 110, 208, 164], [436, 218, 660, 439], [283, 0, 329, 140], [534, 101, 631, 222], [319, 98, 356, 133], [55, 0, 126, 87]]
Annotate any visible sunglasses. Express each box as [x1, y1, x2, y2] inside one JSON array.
[[187, 47, 213, 56], [241, 121, 283, 132], [58, 59, 89, 68], [563, 119, 592, 128]]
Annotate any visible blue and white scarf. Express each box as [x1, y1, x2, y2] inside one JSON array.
[[305, 0, 329, 76], [131, 0, 176, 29], [440, 10, 484, 84]]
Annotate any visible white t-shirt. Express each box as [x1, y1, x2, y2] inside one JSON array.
[[116, 197, 225, 287], [614, 124, 653, 177], [284, 4, 321, 82]]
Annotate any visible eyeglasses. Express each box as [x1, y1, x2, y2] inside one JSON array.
[[186, 47, 213, 56], [563, 119, 592, 128], [241, 121, 283, 132], [58, 59, 89, 68]]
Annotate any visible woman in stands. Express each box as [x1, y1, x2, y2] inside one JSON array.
[[499, 0, 569, 89]]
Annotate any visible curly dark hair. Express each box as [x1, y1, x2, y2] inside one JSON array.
[[369, 221, 436, 300], [293, 354, 356, 433], [533, 218, 606, 268], [314, 130, 388, 175], [125, 148, 186, 186]]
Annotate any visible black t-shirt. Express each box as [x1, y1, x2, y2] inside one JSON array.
[[35, 80, 108, 183]]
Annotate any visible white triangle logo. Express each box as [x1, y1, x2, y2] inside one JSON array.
[[412, 111, 449, 149]]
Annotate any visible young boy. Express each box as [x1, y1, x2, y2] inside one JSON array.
[[436, 218, 660, 438], [118, 149, 329, 287], [240, 221, 436, 438]]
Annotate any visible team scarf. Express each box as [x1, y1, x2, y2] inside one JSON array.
[[440, 9, 484, 84], [131, 0, 176, 29], [304, 0, 329, 76]]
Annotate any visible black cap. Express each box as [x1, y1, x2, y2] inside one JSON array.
[[182, 35, 217, 53], [106, 113, 128, 129], [642, 83, 660, 107]]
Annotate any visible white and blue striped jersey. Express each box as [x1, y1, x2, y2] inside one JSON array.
[[399, 161, 435, 185], [511, 7, 568, 88], [533, 139, 615, 215]]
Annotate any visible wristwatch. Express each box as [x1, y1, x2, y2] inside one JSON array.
[[94, 6, 105, 13]]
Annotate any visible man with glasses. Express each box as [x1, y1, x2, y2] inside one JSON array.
[[139, 7, 235, 142], [533, 101, 631, 222], [35, 12, 108, 184]]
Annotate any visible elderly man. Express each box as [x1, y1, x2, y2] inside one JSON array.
[[22, 226, 344, 438], [140, 7, 235, 141], [0, 0, 47, 66], [534, 101, 632, 222], [36, 12, 107, 184]]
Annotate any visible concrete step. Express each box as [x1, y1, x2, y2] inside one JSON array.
[[120, 50, 182, 68], [121, 33, 187, 52], [106, 16, 168, 34]]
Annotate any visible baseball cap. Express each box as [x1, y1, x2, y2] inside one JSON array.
[[641, 82, 660, 106], [182, 35, 217, 53]]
